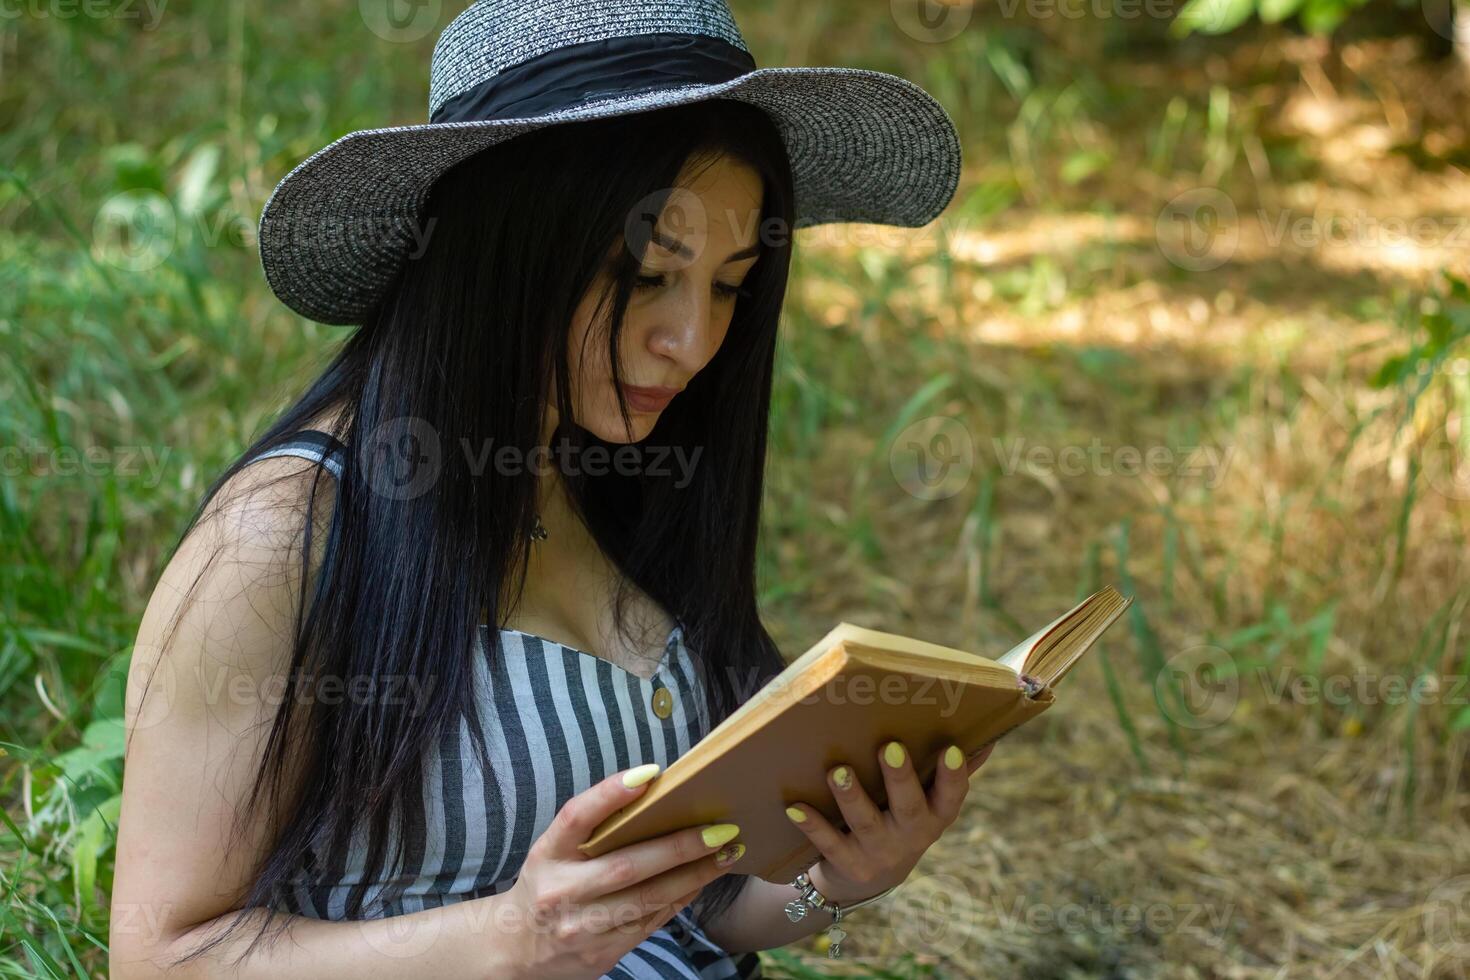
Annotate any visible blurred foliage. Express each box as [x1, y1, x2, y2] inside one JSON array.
[[1175, 0, 1373, 35]]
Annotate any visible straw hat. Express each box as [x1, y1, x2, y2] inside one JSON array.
[[257, 0, 962, 324]]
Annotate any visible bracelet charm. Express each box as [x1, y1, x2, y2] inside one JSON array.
[[784, 869, 895, 959]]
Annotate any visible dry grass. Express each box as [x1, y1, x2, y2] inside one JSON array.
[[754, 28, 1470, 980]]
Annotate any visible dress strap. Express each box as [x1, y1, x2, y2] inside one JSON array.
[[248, 428, 349, 480]]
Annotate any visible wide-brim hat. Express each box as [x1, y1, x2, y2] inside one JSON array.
[[258, 0, 963, 325]]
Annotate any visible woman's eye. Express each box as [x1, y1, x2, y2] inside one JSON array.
[[635, 274, 749, 302], [714, 281, 750, 302]]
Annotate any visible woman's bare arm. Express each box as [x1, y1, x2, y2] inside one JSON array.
[[108, 457, 506, 979]]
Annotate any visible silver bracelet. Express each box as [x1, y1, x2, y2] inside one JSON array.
[[783, 870, 898, 959]]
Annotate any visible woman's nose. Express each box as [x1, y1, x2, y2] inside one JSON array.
[[647, 288, 716, 368]]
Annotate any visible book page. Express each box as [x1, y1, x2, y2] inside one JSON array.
[[996, 586, 1131, 683], [996, 609, 1072, 673]]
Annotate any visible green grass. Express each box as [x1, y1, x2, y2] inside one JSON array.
[[4, 1, 1470, 976]]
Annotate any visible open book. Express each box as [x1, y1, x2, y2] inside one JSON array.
[[578, 586, 1133, 882]]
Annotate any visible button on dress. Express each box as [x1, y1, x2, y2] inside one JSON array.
[[252, 430, 763, 980]]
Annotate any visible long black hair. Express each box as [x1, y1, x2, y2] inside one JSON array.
[[160, 97, 796, 965]]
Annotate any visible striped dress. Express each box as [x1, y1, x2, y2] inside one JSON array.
[[251, 429, 763, 980]]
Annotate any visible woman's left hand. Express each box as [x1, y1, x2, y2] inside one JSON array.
[[783, 741, 995, 904]]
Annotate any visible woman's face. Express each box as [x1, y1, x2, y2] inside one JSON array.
[[558, 152, 765, 444]]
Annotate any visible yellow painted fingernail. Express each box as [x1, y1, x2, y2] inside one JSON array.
[[944, 745, 964, 770], [715, 842, 745, 867], [785, 806, 807, 823], [622, 763, 660, 787], [883, 741, 905, 768], [831, 765, 851, 789], [701, 823, 740, 848]]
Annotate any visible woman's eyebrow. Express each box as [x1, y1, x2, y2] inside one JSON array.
[[651, 228, 760, 263]]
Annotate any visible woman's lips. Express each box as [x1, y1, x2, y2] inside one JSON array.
[[621, 384, 682, 413]]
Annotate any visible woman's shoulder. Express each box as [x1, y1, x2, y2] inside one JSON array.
[[243, 428, 350, 480], [142, 426, 349, 676], [208, 428, 347, 542], [240, 402, 352, 479]]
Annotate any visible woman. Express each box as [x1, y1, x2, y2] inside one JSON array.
[[110, 2, 991, 977]]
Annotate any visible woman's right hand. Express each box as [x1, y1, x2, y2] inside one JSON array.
[[493, 764, 746, 979]]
